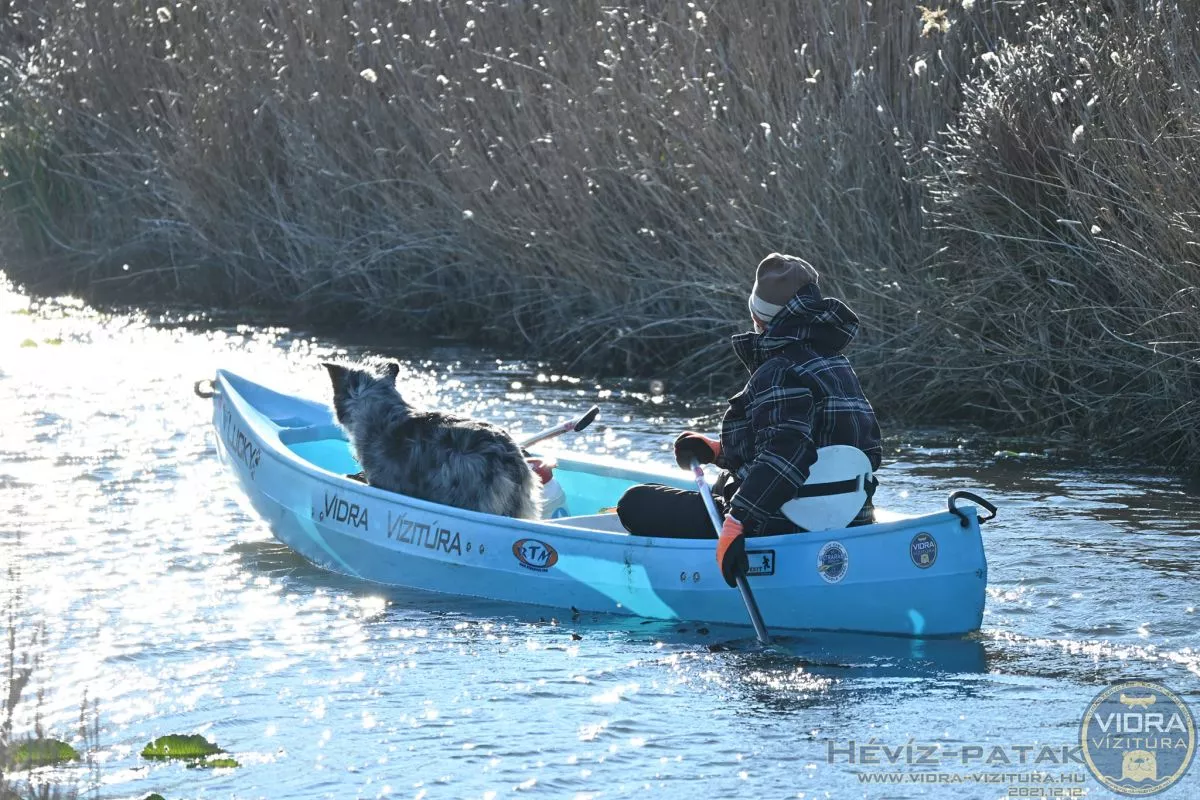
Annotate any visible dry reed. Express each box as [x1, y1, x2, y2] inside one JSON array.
[[0, 0, 1197, 469]]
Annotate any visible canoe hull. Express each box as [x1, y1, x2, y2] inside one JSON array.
[[209, 370, 989, 636]]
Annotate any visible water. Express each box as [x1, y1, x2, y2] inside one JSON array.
[[1, 283, 1197, 800]]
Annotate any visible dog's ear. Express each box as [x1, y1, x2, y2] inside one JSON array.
[[383, 361, 400, 384], [321, 361, 349, 388]]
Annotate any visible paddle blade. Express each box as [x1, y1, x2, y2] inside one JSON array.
[[573, 405, 599, 432], [519, 405, 602, 448]]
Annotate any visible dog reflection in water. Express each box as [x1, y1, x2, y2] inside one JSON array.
[[322, 359, 542, 519]]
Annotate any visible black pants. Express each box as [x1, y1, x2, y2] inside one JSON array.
[[615, 483, 804, 539]]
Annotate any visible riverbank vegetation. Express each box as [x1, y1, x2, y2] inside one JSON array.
[[1, 1, 1197, 470]]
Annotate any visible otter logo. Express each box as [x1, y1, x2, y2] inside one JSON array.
[[512, 539, 558, 572], [1081, 680, 1195, 796], [1122, 751, 1157, 783]]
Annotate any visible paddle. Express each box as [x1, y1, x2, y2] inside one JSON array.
[[519, 405, 600, 449], [689, 460, 772, 646]]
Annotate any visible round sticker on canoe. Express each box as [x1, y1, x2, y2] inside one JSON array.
[[512, 538, 558, 572], [817, 541, 848, 584], [910, 532, 938, 569]]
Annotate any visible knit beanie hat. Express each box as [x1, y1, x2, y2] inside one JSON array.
[[748, 253, 819, 323]]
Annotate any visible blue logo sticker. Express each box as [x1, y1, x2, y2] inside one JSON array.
[[910, 532, 937, 569], [817, 541, 848, 584]]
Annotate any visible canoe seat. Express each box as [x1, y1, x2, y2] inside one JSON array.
[[545, 513, 630, 534], [279, 424, 348, 445], [270, 415, 316, 428]]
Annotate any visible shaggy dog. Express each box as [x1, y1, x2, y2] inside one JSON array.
[[322, 359, 542, 519]]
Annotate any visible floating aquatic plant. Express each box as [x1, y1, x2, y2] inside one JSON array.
[[140, 734, 224, 760], [6, 738, 80, 767]]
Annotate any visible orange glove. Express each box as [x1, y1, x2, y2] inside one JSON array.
[[715, 515, 748, 588], [674, 432, 721, 471]]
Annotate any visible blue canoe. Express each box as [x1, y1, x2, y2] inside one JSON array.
[[204, 369, 992, 637]]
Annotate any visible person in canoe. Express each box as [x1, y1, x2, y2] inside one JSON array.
[[616, 252, 882, 587]]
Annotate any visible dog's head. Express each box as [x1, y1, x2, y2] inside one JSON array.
[[321, 359, 403, 428]]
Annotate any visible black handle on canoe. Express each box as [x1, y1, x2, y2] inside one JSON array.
[[948, 490, 997, 527], [573, 405, 600, 432]]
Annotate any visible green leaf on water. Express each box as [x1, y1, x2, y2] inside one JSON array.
[[186, 756, 240, 769], [9, 738, 80, 766], [19, 338, 37, 348], [43, 337, 63, 346], [140, 734, 224, 760]]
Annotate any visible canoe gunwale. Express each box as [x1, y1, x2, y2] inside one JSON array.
[[211, 369, 988, 551]]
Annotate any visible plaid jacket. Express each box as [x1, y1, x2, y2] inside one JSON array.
[[718, 284, 882, 535]]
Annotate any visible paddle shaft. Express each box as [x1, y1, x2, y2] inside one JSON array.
[[690, 461, 772, 646], [519, 406, 600, 449]]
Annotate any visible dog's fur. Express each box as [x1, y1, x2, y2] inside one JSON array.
[[322, 359, 542, 519]]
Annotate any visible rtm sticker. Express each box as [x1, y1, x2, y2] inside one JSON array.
[[512, 538, 559, 572]]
